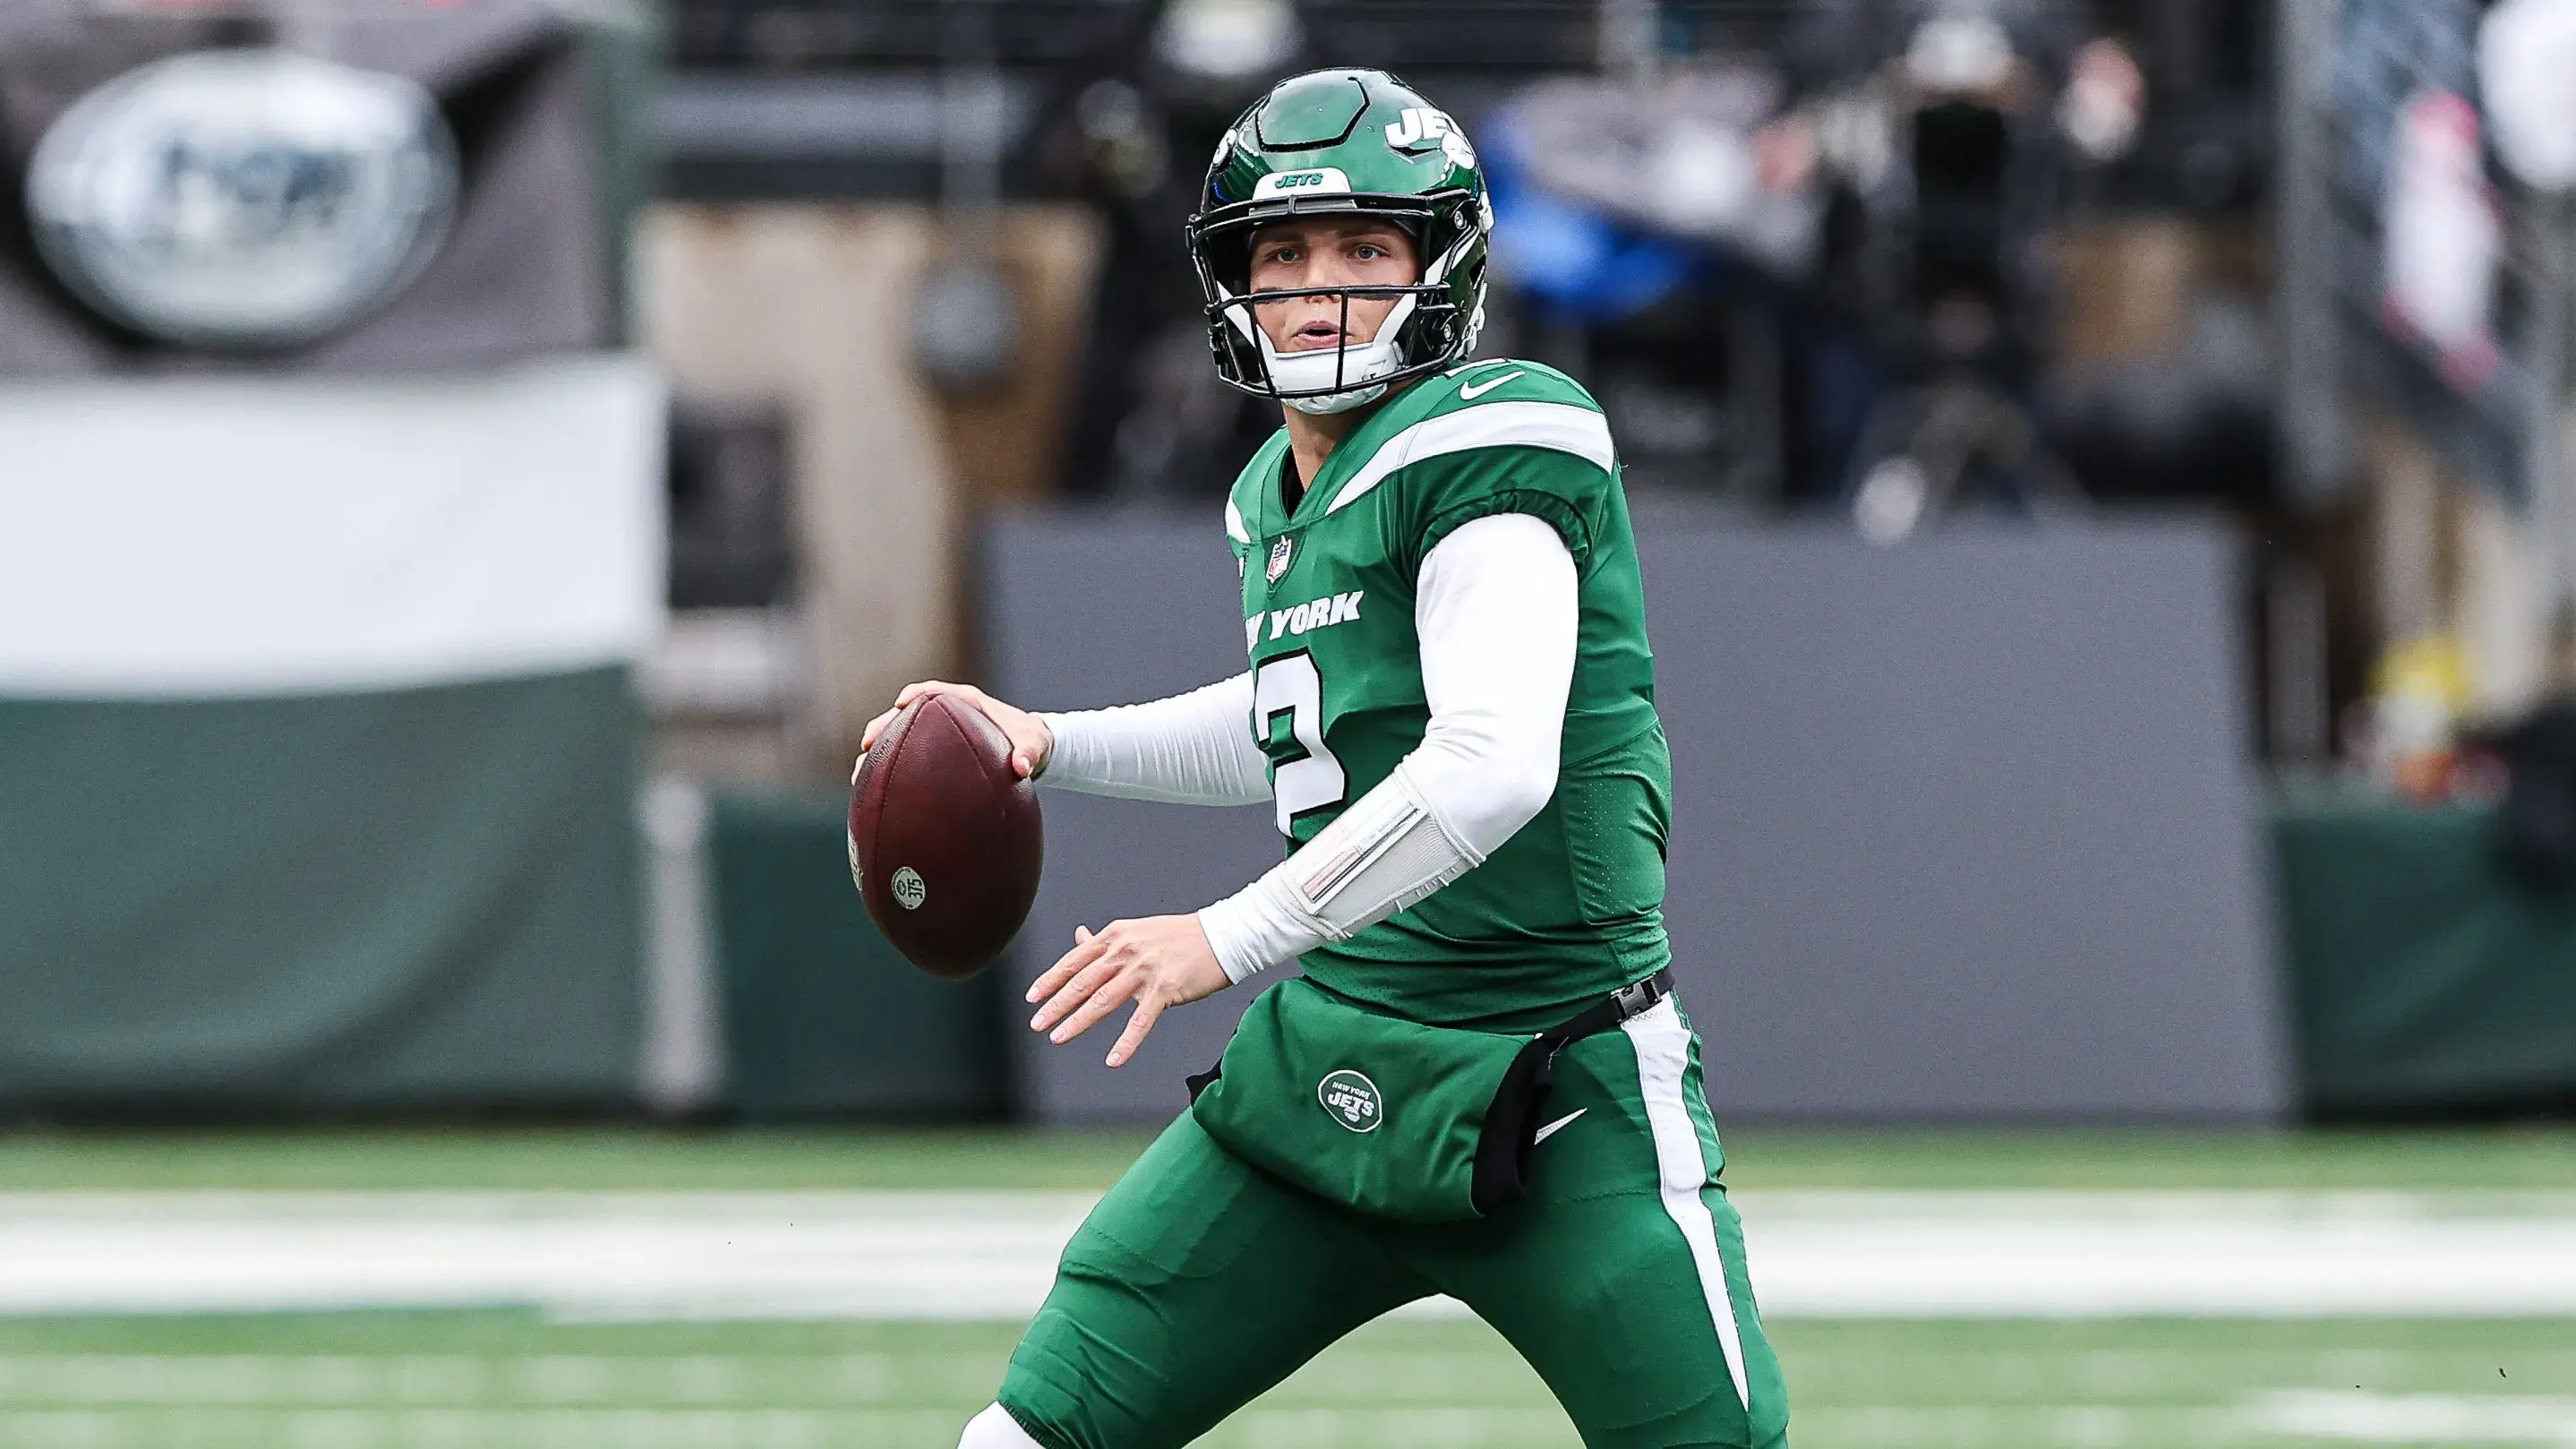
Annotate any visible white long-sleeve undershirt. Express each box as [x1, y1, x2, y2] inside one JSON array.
[[1034, 674, 1270, 805], [1034, 512, 1580, 983]]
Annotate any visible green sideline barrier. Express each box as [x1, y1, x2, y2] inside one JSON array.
[[2273, 785, 2576, 1116], [708, 793, 1005, 1119], [0, 670, 646, 1113]]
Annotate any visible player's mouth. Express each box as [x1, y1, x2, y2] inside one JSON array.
[[1284, 319, 1347, 351]]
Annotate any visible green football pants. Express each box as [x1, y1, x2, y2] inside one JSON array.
[[996, 996, 1791, 1449]]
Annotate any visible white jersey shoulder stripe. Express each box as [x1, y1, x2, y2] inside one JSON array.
[[1225, 496, 1252, 544], [1323, 399, 1614, 516]]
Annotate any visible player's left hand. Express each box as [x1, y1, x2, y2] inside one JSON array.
[[1028, 915, 1230, 1067]]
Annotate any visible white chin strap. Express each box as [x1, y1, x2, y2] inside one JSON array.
[[1262, 330, 1402, 414], [1232, 290, 1422, 415]]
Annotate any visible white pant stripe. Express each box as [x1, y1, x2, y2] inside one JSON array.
[[1622, 999, 1751, 1411]]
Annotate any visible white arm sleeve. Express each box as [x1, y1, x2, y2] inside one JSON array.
[[1033, 674, 1271, 806], [1198, 513, 1579, 982]]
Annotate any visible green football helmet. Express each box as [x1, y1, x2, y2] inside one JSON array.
[[1189, 68, 1493, 414]]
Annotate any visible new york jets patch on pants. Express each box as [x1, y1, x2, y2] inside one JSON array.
[[993, 993, 1792, 1449]]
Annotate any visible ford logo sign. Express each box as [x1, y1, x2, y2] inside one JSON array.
[[27, 50, 459, 349]]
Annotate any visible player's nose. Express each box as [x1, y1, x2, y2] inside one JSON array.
[[1284, 288, 1347, 323], [1285, 253, 1365, 293], [1307, 258, 1369, 290]]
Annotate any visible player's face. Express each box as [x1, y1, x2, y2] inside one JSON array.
[[1245, 219, 1420, 355]]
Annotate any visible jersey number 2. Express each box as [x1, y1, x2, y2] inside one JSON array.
[[1254, 652, 1347, 836]]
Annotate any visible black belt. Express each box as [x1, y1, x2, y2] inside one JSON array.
[[1533, 967, 1675, 1052], [1470, 967, 1677, 1215]]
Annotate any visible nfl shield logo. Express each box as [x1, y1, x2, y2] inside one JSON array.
[[1266, 536, 1295, 583]]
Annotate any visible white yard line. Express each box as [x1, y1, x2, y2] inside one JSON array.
[[2246, 1391, 2576, 1445], [3, 1191, 2576, 1320]]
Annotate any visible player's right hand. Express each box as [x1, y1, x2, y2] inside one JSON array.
[[858, 682, 1055, 782]]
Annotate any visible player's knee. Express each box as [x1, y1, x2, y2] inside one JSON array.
[[959, 1402, 1047, 1449]]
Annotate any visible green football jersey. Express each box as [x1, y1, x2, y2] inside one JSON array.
[[1227, 359, 1673, 1030]]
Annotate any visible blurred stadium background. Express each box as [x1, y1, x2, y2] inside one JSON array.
[[9, 0, 2576, 1445]]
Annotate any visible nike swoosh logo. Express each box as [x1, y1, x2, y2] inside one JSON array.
[[1457, 369, 1527, 400], [1533, 1108, 1586, 1145]]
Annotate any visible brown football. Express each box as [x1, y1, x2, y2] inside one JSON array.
[[847, 692, 1044, 979]]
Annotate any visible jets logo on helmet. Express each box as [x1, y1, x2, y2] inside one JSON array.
[[1382, 107, 1476, 171], [1188, 69, 1492, 414]]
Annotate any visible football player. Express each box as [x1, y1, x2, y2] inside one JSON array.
[[864, 67, 1792, 1449]]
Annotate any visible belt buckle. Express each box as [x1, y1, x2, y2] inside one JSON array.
[[1613, 974, 1661, 1020]]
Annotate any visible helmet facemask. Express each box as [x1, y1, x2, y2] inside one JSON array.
[[1192, 192, 1487, 413]]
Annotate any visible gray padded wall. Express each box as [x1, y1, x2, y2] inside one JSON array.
[[982, 510, 2290, 1123], [982, 513, 1288, 1124], [1640, 522, 2288, 1119]]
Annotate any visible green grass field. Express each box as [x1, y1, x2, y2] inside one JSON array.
[[6, 1314, 2573, 1449], [3, 1126, 2574, 1448]]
